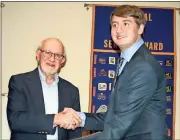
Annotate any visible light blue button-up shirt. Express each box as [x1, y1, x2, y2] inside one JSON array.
[[38, 67, 59, 140], [38, 67, 86, 130], [79, 38, 144, 127], [118, 38, 144, 75]]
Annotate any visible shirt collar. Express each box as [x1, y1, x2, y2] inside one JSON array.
[[121, 38, 144, 62], [38, 66, 59, 84]]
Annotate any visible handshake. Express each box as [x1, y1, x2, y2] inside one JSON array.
[[53, 108, 82, 130]]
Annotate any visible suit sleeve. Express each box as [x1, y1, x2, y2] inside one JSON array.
[[97, 61, 158, 139], [68, 87, 82, 139], [83, 112, 105, 131], [7, 76, 56, 134]]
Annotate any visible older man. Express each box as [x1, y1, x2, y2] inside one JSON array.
[[7, 38, 82, 140]]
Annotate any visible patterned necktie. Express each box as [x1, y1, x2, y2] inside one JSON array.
[[117, 57, 124, 76], [113, 57, 124, 87]]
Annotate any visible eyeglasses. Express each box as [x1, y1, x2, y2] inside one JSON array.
[[39, 49, 64, 61]]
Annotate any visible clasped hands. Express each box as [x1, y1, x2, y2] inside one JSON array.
[[54, 108, 82, 130]]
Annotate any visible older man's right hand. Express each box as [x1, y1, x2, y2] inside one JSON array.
[[53, 108, 82, 130]]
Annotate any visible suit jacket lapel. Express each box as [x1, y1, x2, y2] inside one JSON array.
[[27, 69, 67, 113], [106, 45, 145, 122], [118, 62, 128, 77], [118, 44, 146, 77], [58, 78, 69, 139], [57, 78, 66, 112], [27, 68, 45, 114]]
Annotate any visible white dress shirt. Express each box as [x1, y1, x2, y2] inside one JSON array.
[[38, 67, 59, 140]]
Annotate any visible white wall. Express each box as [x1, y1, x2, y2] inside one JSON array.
[[0, 3, 2, 139], [1, 1, 180, 139]]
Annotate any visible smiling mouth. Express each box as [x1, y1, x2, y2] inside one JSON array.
[[116, 36, 126, 39], [46, 63, 55, 67]]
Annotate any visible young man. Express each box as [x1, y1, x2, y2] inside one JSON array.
[[67, 5, 168, 140]]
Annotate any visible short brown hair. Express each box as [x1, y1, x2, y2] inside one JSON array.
[[110, 5, 146, 27]]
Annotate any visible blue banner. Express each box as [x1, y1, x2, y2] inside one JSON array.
[[89, 5, 176, 140]]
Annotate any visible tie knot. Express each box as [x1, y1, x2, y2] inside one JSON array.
[[120, 56, 124, 61], [119, 57, 124, 66], [115, 57, 125, 78]]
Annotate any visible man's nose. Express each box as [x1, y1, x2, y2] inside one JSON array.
[[49, 54, 55, 61], [116, 25, 124, 33]]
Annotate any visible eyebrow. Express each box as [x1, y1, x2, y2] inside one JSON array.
[[111, 21, 118, 24], [123, 19, 132, 23], [111, 18, 133, 24]]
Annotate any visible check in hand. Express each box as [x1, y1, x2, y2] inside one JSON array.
[[53, 108, 82, 130]]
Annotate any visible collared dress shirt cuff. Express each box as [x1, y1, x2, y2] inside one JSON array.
[[77, 112, 86, 127]]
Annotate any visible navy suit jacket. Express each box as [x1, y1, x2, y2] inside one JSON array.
[[82, 44, 168, 140], [7, 68, 82, 140]]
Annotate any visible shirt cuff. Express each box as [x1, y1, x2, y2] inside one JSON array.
[[77, 112, 86, 127]]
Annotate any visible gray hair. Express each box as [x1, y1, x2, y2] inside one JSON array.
[[37, 37, 66, 57]]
